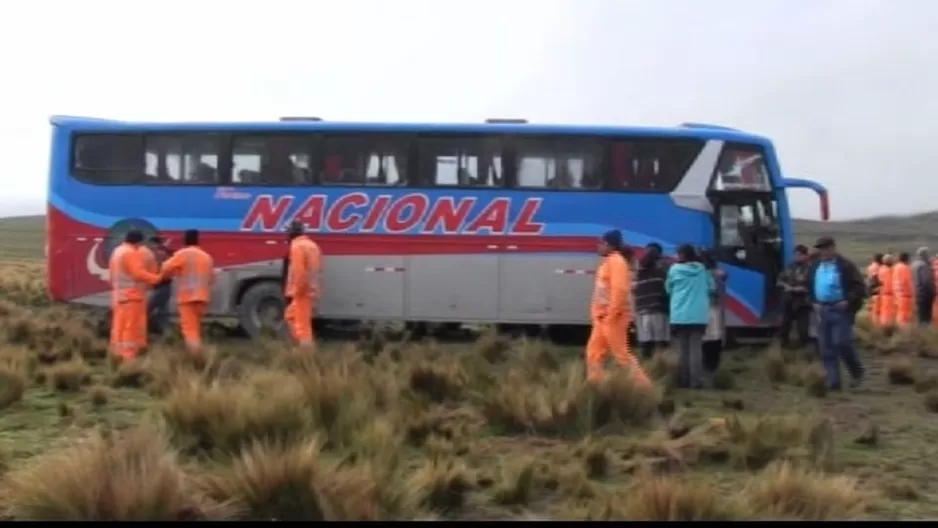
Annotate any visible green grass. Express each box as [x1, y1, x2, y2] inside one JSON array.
[[0, 216, 44, 261]]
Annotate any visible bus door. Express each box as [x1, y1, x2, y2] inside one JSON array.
[[710, 192, 784, 322]]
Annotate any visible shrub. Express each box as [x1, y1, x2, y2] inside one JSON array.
[[158, 373, 312, 455], [742, 462, 869, 520], [2, 427, 232, 520]]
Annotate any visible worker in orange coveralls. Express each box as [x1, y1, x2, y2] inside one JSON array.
[[585, 229, 651, 385], [283, 220, 322, 349], [159, 229, 215, 355], [108, 229, 162, 361], [877, 253, 896, 329], [865, 253, 882, 324], [893, 252, 913, 328]]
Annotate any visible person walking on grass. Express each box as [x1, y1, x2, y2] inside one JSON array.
[[665, 244, 715, 389], [806, 236, 867, 391], [584, 230, 651, 386]]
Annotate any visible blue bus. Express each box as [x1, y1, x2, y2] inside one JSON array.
[[47, 115, 828, 339]]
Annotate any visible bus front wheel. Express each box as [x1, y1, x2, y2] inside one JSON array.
[[237, 281, 288, 340]]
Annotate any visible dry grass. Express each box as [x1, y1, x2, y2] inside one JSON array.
[[2, 259, 938, 519]]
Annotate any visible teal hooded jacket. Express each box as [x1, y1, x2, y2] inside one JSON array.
[[665, 261, 715, 326]]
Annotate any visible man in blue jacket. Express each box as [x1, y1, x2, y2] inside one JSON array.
[[805, 236, 867, 390]]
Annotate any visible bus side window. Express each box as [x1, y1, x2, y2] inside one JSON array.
[[230, 136, 312, 186], [319, 135, 410, 187], [607, 139, 704, 193], [610, 141, 634, 189], [72, 134, 144, 184], [421, 137, 505, 188], [513, 137, 603, 190], [145, 136, 221, 185], [712, 144, 772, 192]]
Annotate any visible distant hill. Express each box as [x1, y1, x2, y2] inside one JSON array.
[[794, 211, 938, 262], [0, 212, 935, 263]]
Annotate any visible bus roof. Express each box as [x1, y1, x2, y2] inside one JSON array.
[[48, 115, 770, 145]]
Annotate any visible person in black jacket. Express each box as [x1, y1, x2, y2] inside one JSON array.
[[805, 236, 867, 390], [777, 244, 813, 348], [146, 236, 175, 335]]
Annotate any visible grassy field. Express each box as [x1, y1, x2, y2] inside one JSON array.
[[2, 213, 938, 519]]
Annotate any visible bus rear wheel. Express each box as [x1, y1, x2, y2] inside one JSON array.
[[237, 281, 287, 340]]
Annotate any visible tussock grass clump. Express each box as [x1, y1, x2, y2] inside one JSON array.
[[200, 438, 413, 521], [87, 384, 111, 407], [474, 329, 512, 364], [765, 344, 789, 383], [638, 414, 818, 471], [923, 391, 938, 413], [158, 372, 312, 455], [491, 457, 538, 506], [801, 364, 829, 398], [0, 348, 30, 409], [886, 355, 917, 385], [711, 368, 736, 390], [408, 359, 468, 403], [879, 326, 938, 358], [1, 427, 232, 521], [646, 351, 679, 387], [282, 351, 385, 449], [914, 373, 938, 393], [582, 472, 745, 520], [742, 462, 869, 520], [407, 458, 473, 514], [481, 366, 659, 438], [43, 356, 92, 392]]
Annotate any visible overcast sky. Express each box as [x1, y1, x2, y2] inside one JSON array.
[[0, 0, 935, 220]]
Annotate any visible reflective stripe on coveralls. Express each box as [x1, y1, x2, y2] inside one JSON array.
[[161, 246, 214, 351], [109, 244, 161, 359]]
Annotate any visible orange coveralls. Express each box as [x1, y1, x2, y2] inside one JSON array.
[[284, 235, 322, 347], [893, 261, 913, 328], [108, 243, 161, 360], [877, 264, 895, 328], [160, 246, 215, 353], [866, 262, 880, 324], [585, 251, 650, 385]]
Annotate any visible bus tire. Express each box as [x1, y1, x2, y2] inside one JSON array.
[[237, 281, 287, 340]]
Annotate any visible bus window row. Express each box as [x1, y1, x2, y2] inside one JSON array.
[[71, 133, 708, 192]]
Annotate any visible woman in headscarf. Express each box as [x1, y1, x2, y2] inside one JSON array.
[[585, 229, 651, 386], [665, 244, 715, 389]]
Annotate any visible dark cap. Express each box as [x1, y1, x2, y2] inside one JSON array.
[[284, 220, 305, 236], [813, 236, 835, 249]]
